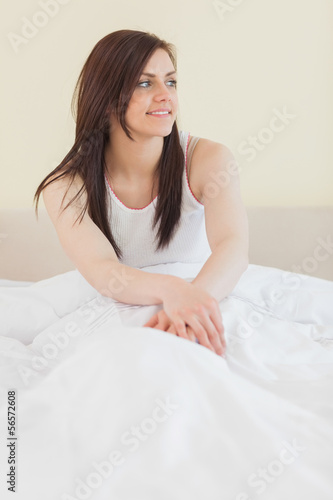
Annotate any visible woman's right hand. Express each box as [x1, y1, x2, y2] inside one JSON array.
[[161, 280, 225, 356]]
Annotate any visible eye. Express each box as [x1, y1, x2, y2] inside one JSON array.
[[137, 79, 177, 89], [137, 80, 151, 88]]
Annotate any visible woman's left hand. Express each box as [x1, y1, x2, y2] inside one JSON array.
[[143, 309, 224, 354]]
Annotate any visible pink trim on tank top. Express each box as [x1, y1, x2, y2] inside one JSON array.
[[105, 174, 157, 211]]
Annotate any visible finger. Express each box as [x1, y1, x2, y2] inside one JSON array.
[[186, 325, 197, 342], [193, 307, 225, 356], [219, 322, 226, 350], [207, 311, 226, 350], [168, 324, 197, 342], [209, 305, 225, 345], [173, 318, 191, 341], [214, 317, 226, 351], [166, 324, 177, 335], [143, 314, 159, 328], [153, 311, 172, 332], [183, 315, 215, 353], [198, 304, 226, 355], [144, 310, 171, 331]]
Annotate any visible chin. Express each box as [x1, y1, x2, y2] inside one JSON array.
[[140, 126, 174, 139], [151, 122, 175, 136], [130, 119, 175, 139]]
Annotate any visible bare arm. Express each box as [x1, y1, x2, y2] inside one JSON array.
[[191, 140, 249, 300], [42, 174, 181, 305]]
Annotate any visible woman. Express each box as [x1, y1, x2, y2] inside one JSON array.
[[34, 29, 249, 358]]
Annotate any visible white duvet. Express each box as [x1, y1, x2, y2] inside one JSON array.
[[0, 262, 332, 500]]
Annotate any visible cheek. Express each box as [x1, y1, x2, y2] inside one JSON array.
[[126, 97, 148, 117], [172, 94, 179, 109]]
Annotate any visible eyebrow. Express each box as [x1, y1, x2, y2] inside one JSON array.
[[141, 71, 177, 77]]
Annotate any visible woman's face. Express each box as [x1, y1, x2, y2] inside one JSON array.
[[123, 48, 178, 139]]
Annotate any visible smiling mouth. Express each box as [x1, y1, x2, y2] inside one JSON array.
[[146, 112, 171, 117]]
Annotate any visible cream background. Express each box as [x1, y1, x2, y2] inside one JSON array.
[[1, 0, 332, 209]]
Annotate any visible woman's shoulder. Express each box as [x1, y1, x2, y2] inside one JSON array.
[[180, 129, 230, 163], [189, 134, 232, 156], [42, 166, 86, 215], [187, 135, 236, 201]]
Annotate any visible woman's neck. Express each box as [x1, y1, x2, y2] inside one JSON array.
[[104, 129, 164, 183]]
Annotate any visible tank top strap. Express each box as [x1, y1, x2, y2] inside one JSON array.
[[187, 135, 200, 176]]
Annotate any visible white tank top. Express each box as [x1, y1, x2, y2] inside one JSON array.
[[105, 130, 212, 269]]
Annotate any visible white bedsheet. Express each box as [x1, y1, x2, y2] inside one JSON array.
[[0, 263, 332, 500]]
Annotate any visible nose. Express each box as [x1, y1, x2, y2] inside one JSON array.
[[153, 80, 172, 102]]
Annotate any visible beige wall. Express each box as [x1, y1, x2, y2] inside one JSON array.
[[1, 0, 332, 209]]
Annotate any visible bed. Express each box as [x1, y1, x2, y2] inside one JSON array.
[[0, 207, 332, 500]]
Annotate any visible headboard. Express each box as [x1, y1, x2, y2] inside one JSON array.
[[0, 207, 332, 282]]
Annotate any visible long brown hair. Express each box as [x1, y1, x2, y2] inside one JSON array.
[[34, 29, 184, 260]]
